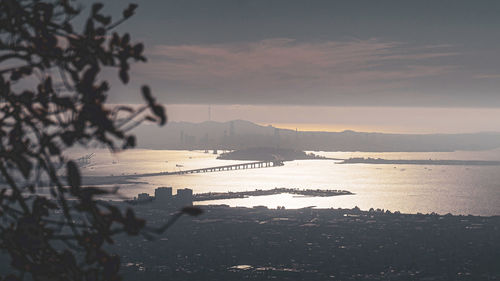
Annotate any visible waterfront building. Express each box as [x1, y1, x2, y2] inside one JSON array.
[[144, 187, 193, 208], [155, 187, 173, 203], [176, 188, 193, 206], [137, 193, 152, 201]]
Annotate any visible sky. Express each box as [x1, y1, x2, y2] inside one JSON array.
[[99, 0, 500, 133]]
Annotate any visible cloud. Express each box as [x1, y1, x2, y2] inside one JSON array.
[[135, 38, 460, 105]]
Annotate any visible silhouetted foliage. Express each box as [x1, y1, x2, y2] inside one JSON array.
[[0, 1, 201, 280]]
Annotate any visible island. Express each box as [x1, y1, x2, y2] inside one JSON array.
[[217, 147, 330, 161]]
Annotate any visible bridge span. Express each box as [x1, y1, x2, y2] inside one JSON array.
[[168, 160, 284, 175], [123, 160, 285, 179], [83, 160, 285, 185]]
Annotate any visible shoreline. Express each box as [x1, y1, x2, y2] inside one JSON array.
[[118, 200, 499, 218], [339, 157, 500, 166]]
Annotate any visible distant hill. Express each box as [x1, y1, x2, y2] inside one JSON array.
[[132, 120, 500, 152]]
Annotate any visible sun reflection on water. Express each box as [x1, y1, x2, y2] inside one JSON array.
[[72, 149, 500, 216]]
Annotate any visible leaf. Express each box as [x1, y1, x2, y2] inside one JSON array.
[[123, 3, 138, 19], [121, 33, 130, 47], [63, 22, 73, 33], [12, 155, 32, 179], [119, 69, 129, 84], [38, 3, 54, 22], [122, 135, 135, 149], [95, 27, 105, 37], [104, 205, 123, 222], [82, 67, 99, 86], [66, 161, 81, 194], [152, 104, 167, 125], [133, 43, 144, 57], [181, 206, 203, 216], [32, 196, 58, 217], [123, 208, 145, 235], [144, 116, 157, 122], [19, 91, 34, 103], [141, 86, 166, 125], [141, 85, 154, 105], [111, 32, 119, 46], [85, 19, 95, 36], [47, 142, 60, 155], [94, 14, 111, 25], [53, 96, 75, 109], [20, 66, 32, 75], [91, 3, 104, 15], [60, 131, 76, 146], [114, 105, 134, 113], [10, 70, 21, 81], [44, 76, 54, 93]]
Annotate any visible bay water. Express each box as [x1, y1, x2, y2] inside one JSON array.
[[74, 149, 500, 216]]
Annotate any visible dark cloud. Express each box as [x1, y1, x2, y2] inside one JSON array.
[[102, 0, 500, 107]]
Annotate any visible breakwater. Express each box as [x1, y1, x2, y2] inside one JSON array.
[[193, 188, 353, 201]]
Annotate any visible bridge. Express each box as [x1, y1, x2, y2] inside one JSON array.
[[167, 160, 284, 175], [84, 160, 285, 185]]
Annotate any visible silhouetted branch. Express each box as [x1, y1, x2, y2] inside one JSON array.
[[0, 1, 172, 279]]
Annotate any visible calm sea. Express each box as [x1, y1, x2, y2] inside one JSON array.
[[74, 149, 500, 216]]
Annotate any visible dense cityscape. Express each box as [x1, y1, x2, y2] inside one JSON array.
[[113, 200, 500, 281]]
